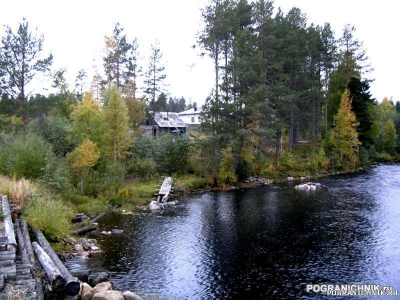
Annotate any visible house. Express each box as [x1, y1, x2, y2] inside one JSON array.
[[140, 111, 187, 136], [177, 107, 202, 130]]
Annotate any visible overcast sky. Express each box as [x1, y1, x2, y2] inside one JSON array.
[[1, 0, 398, 105]]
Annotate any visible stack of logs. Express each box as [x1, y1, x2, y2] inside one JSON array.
[[0, 195, 82, 298]]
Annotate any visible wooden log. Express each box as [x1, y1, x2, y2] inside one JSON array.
[[32, 242, 66, 292], [19, 219, 36, 266], [0, 260, 13, 267], [90, 212, 106, 224], [0, 249, 16, 261], [1, 196, 17, 249], [0, 274, 4, 291], [70, 269, 90, 283], [15, 221, 30, 265], [34, 230, 80, 296], [0, 264, 16, 280], [36, 277, 44, 300], [71, 225, 97, 235], [0, 236, 8, 251]]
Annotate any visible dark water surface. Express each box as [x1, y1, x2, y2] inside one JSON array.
[[67, 165, 400, 299]]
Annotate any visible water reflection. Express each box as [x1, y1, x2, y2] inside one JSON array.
[[67, 165, 400, 299]]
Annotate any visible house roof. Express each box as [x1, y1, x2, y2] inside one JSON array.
[[152, 111, 187, 128], [177, 107, 202, 116]]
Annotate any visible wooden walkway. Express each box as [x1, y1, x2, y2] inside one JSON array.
[[156, 177, 173, 203]]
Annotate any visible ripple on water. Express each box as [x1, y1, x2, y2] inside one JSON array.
[[67, 165, 400, 299]]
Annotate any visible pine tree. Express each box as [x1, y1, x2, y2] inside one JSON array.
[[332, 90, 361, 163], [102, 23, 132, 90], [0, 18, 53, 134]]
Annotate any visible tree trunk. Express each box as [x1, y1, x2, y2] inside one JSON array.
[[275, 130, 281, 160], [15, 221, 30, 265], [1, 196, 17, 250], [32, 242, 66, 292], [34, 230, 81, 296], [71, 225, 97, 235], [19, 219, 36, 266]]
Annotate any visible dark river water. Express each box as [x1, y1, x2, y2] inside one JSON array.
[[67, 165, 400, 299]]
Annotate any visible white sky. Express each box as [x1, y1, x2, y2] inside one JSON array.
[[1, 0, 399, 105]]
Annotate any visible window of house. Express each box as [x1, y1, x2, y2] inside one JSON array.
[[191, 117, 195, 122]]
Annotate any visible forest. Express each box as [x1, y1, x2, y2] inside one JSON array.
[[0, 0, 399, 240]]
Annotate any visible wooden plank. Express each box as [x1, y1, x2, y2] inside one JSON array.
[[157, 177, 173, 203], [158, 177, 172, 194]]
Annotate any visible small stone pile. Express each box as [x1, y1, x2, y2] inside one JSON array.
[[246, 176, 274, 185], [78, 272, 143, 300], [67, 237, 101, 259]]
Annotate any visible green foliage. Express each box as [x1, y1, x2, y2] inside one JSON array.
[[278, 151, 307, 176], [152, 134, 190, 175], [69, 92, 103, 146], [381, 119, 396, 155], [67, 195, 109, 215], [24, 194, 74, 241], [0, 18, 53, 131], [332, 90, 360, 164], [358, 146, 371, 167], [29, 116, 74, 157], [101, 161, 126, 194], [102, 87, 132, 162], [127, 157, 157, 179], [175, 175, 213, 189], [236, 159, 252, 181], [39, 155, 73, 195], [218, 148, 237, 185], [0, 134, 53, 179], [373, 152, 394, 162]]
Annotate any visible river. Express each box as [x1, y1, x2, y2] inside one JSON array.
[[66, 164, 400, 299]]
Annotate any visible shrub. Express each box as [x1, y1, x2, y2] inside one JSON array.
[[67, 194, 109, 215], [373, 152, 394, 162], [0, 134, 52, 179], [127, 157, 157, 179], [23, 194, 75, 241]]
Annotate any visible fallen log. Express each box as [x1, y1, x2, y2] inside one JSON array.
[[90, 212, 106, 224], [32, 242, 66, 292], [15, 221, 30, 265], [36, 277, 44, 300], [34, 230, 80, 296], [1, 196, 17, 250], [19, 219, 36, 266], [71, 225, 97, 235]]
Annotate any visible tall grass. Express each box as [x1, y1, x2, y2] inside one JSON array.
[[0, 176, 35, 208]]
